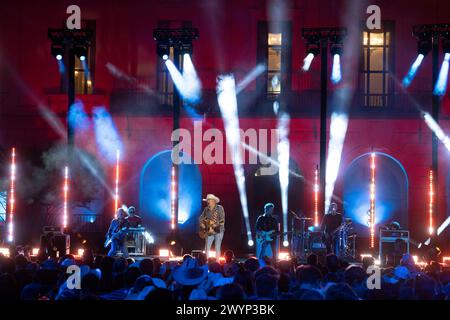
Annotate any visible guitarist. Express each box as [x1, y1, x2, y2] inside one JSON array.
[[255, 203, 279, 260], [199, 194, 225, 259], [106, 207, 130, 258]]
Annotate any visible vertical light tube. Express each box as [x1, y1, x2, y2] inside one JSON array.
[[370, 152, 376, 248], [114, 149, 120, 218], [314, 165, 319, 227], [170, 166, 176, 230], [429, 169, 434, 235], [63, 166, 69, 230], [7, 148, 16, 243]]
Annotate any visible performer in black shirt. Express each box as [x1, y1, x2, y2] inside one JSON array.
[[255, 203, 279, 259], [320, 202, 343, 254]]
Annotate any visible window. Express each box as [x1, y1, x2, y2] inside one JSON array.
[[361, 22, 394, 107], [157, 47, 175, 105], [60, 20, 96, 94], [267, 33, 282, 96], [257, 22, 292, 99]]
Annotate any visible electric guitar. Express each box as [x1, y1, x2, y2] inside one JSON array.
[[199, 218, 220, 239], [104, 226, 128, 248], [256, 230, 278, 242]]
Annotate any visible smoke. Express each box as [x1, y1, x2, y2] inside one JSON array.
[[18, 144, 107, 207]]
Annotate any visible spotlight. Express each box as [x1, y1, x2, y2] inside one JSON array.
[[282, 240, 289, 247], [179, 42, 193, 56], [330, 45, 343, 84], [74, 45, 87, 61], [433, 53, 450, 96], [248, 239, 254, 247], [302, 43, 320, 71], [32, 248, 39, 256], [51, 44, 64, 60], [0, 247, 10, 257], [77, 248, 84, 256], [278, 252, 290, 260], [157, 43, 170, 60]]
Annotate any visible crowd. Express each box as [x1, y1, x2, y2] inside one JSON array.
[[0, 248, 449, 300]]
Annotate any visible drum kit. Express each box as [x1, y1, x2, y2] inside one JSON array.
[[287, 211, 356, 260]]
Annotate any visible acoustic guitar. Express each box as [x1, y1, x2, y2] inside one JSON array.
[[199, 218, 220, 239]]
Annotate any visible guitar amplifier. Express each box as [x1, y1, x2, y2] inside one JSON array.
[[40, 234, 70, 257], [379, 229, 409, 266]]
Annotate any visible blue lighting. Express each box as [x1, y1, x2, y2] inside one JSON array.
[[56, 54, 63, 61], [92, 106, 123, 164], [343, 153, 408, 237], [331, 54, 342, 84], [139, 150, 201, 235], [68, 101, 90, 132], [80, 55, 86, 61], [433, 53, 450, 96], [402, 54, 425, 88]]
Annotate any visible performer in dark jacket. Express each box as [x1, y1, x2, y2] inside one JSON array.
[[107, 207, 129, 258], [321, 202, 343, 254], [255, 203, 279, 259]]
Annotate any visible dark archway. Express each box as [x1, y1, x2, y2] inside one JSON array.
[[343, 152, 408, 238]]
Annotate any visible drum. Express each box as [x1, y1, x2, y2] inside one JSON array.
[[308, 232, 327, 254]]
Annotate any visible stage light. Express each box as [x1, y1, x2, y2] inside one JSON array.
[[170, 240, 176, 246], [278, 252, 290, 260], [248, 240, 254, 247], [32, 248, 39, 256], [0, 247, 10, 257], [170, 165, 176, 230], [77, 248, 84, 256], [302, 53, 315, 72], [443, 256, 450, 265], [433, 53, 450, 96], [302, 42, 320, 72], [277, 113, 290, 247], [182, 53, 202, 104], [114, 150, 120, 218], [74, 45, 87, 61], [428, 169, 434, 235], [331, 53, 342, 84], [437, 215, 450, 236], [422, 111, 450, 152], [324, 113, 348, 214], [369, 152, 376, 249], [314, 166, 319, 227], [208, 251, 217, 258], [217, 75, 253, 245], [413, 255, 419, 264], [63, 166, 69, 230], [162, 54, 169, 61], [165, 57, 201, 104], [51, 44, 64, 60], [402, 54, 425, 88], [159, 249, 170, 257], [7, 147, 16, 243], [282, 240, 289, 247]]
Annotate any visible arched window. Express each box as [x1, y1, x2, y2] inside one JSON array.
[[343, 152, 408, 237], [140, 150, 202, 238]]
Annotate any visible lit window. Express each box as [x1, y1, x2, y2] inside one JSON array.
[[361, 23, 393, 107], [74, 49, 94, 94], [267, 33, 282, 96]]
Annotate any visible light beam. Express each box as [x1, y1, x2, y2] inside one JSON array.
[[402, 54, 425, 88]]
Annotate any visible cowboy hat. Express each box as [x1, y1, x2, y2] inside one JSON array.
[[202, 194, 220, 203], [173, 257, 208, 286]]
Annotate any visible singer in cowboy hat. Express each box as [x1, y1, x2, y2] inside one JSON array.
[[199, 194, 225, 258]]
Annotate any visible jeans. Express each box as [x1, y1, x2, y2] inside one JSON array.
[[108, 239, 129, 258], [259, 240, 277, 260], [205, 231, 224, 258]]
